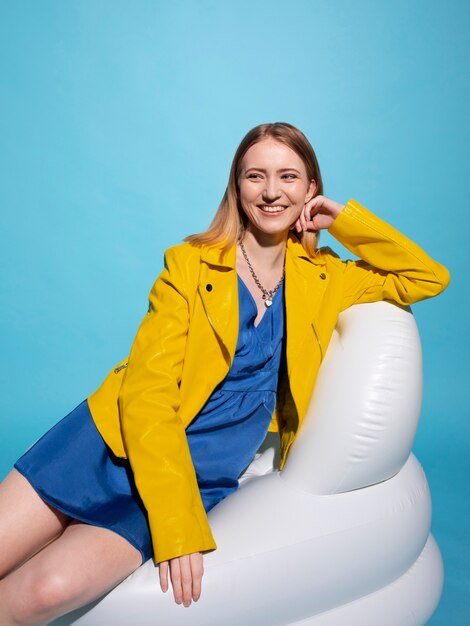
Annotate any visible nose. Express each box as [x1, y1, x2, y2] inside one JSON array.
[[262, 177, 282, 202]]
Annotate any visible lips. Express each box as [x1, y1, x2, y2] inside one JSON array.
[[258, 205, 287, 213]]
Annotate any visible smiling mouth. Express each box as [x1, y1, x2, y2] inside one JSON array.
[[258, 205, 287, 213]]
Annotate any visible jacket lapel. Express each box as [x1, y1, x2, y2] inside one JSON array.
[[198, 244, 239, 364], [284, 234, 328, 361], [197, 234, 328, 365]]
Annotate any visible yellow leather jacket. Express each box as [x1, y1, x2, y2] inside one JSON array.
[[88, 199, 450, 563]]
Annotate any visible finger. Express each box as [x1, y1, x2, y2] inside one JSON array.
[[190, 553, 204, 601], [159, 560, 169, 593], [307, 213, 317, 230], [307, 198, 324, 230], [294, 217, 302, 233], [169, 558, 183, 604], [179, 554, 194, 607], [299, 206, 308, 231], [309, 194, 324, 208], [305, 207, 318, 231], [308, 195, 323, 218]]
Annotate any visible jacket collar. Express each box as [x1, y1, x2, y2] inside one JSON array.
[[199, 232, 327, 268], [197, 233, 328, 364]]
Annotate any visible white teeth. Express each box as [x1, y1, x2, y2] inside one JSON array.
[[259, 205, 285, 213]]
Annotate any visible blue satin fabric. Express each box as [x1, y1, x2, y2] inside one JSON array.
[[13, 275, 285, 564], [186, 276, 285, 512], [14, 398, 154, 563]]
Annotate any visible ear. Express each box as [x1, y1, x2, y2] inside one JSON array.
[[305, 179, 317, 203]]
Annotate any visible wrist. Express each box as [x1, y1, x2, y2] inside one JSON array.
[[331, 201, 345, 220]]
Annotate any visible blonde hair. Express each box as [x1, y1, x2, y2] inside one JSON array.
[[184, 122, 324, 257]]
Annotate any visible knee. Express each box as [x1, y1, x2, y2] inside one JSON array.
[[34, 572, 73, 611], [12, 570, 82, 624]]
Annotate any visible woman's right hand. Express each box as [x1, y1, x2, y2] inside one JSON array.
[[294, 194, 345, 232], [158, 552, 204, 607]]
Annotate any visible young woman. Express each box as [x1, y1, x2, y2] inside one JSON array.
[[0, 122, 450, 625]]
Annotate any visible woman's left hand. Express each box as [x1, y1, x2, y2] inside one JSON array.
[[293, 195, 345, 233]]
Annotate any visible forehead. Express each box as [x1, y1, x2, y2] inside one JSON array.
[[241, 139, 306, 173]]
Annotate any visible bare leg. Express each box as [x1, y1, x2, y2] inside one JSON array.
[[0, 519, 143, 626], [0, 469, 70, 578]]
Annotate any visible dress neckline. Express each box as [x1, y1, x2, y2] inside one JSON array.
[[237, 274, 283, 330]]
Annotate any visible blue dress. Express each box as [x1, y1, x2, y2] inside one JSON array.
[[14, 276, 285, 564]]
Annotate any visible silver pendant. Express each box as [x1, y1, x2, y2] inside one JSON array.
[[264, 299, 272, 308]]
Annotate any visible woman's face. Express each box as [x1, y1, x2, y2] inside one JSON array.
[[238, 138, 316, 241]]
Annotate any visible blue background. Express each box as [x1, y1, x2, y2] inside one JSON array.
[[1, 1, 468, 623]]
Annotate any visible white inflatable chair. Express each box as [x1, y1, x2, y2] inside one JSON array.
[[52, 301, 444, 626]]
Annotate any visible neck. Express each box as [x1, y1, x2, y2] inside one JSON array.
[[239, 228, 287, 270]]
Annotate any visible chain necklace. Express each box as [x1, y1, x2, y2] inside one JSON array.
[[239, 241, 285, 308]]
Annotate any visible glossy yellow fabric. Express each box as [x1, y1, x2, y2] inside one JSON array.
[[87, 199, 450, 563]]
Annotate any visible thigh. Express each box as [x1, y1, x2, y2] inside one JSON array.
[[0, 468, 70, 578], [1, 519, 143, 625]]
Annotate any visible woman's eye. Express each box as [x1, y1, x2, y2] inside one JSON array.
[[246, 172, 297, 180]]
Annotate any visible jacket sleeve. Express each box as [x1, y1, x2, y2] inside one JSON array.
[[327, 199, 451, 311], [118, 246, 217, 564]]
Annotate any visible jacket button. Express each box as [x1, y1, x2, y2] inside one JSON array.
[[319, 273, 326, 280], [206, 284, 213, 292]]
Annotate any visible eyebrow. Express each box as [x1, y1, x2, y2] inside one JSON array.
[[244, 167, 301, 174]]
